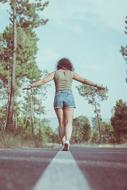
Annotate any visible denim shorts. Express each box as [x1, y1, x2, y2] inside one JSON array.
[[54, 90, 76, 109]]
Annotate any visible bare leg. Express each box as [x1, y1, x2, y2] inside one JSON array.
[[63, 108, 74, 142], [55, 108, 65, 144]]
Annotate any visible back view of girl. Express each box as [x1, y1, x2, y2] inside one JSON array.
[[26, 58, 105, 151]]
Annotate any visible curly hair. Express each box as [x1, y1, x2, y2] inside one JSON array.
[[56, 58, 74, 71]]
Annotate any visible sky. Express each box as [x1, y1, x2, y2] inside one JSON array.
[[0, 0, 127, 121]]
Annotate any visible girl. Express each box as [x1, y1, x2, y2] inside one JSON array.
[[26, 58, 105, 151]]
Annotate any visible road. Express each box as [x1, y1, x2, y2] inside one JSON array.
[[0, 146, 127, 190]]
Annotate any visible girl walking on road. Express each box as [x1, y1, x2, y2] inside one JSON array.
[[26, 58, 105, 151]]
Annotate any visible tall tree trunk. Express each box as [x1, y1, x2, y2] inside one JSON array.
[[30, 90, 35, 136], [6, 1, 16, 130], [92, 95, 102, 143]]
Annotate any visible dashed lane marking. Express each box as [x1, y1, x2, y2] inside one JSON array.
[[33, 151, 92, 190]]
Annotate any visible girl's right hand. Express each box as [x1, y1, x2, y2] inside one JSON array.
[[96, 85, 106, 91]]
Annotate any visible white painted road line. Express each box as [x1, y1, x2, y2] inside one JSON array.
[[33, 151, 92, 190]]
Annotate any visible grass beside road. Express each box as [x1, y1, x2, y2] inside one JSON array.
[[0, 131, 43, 149], [1, 130, 127, 149]]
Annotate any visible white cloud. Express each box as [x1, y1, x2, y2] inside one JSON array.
[[46, 0, 127, 32], [88, 0, 127, 31]]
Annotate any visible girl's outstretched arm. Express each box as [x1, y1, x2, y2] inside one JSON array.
[[72, 72, 105, 90], [26, 72, 55, 89]]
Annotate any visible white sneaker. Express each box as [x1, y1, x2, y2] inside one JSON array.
[[62, 143, 69, 151]]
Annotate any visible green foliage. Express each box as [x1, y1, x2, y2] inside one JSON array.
[[120, 45, 127, 57], [0, 82, 8, 128], [77, 84, 108, 105], [125, 16, 127, 35], [100, 122, 115, 143], [0, 0, 49, 29], [120, 16, 127, 83], [0, 0, 49, 82], [77, 84, 108, 143], [77, 84, 108, 119], [0, 26, 42, 86], [0, 0, 49, 84], [111, 99, 127, 143], [71, 115, 91, 143], [0, 106, 7, 128], [13, 117, 54, 146], [91, 117, 102, 129], [15, 0, 49, 31], [52, 129, 60, 144], [90, 128, 99, 144], [0, 0, 49, 132], [0, 28, 12, 85], [32, 118, 54, 143], [120, 16, 127, 57], [90, 120, 115, 144]]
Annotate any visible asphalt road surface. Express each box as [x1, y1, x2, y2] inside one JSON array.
[[0, 146, 127, 190]]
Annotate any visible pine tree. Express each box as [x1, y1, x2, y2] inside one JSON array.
[[0, 0, 49, 130], [120, 16, 127, 83], [72, 116, 91, 143], [77, 84, 108, 143], [111, 99, 127, 143]]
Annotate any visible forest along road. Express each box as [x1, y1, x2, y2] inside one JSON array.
[[0, 147, 127, 190]]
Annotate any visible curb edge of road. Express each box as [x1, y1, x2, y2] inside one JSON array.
[[0, 143, 127, 150], [70, 144, 127, 148]]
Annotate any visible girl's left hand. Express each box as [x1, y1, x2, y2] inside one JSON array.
[[23, 85, 32, 90], [96, 85, 105, 91]]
